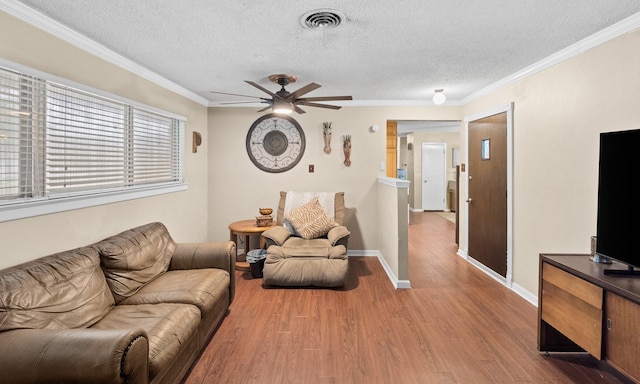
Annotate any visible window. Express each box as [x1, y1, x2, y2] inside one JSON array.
[[0, 65, 185, 221]]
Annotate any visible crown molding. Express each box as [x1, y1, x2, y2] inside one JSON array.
[[0, 0, 209, 106], [462, 11, 640, 104]]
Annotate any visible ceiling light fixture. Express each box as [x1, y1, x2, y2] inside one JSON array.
[[272, 99, 293, 114], [432, 89, 446, 105]]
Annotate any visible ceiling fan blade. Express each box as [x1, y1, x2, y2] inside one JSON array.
[[245, 80, 278, 98], [299, 95, 353, 102], [257, 105, 272, 113], [219, 101, 269, 105], [296, 101, 342, 110], [290, 82, 321, 99], [209, 90, 264, 99]]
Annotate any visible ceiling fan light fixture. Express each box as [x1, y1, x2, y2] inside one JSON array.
[[432, 89, 446, 105], [272, 99, 294, 114], [212, 74, 352, 114]]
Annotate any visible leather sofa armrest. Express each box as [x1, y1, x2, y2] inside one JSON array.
[[170, 241, 237, 303], [171, 241, 236, 271], [262, 226, 292, 247], [0, 328, 148, 384], [328, 225, 350, 247]]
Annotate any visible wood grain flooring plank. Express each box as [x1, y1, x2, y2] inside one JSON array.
[[184, 212, 632, 384]]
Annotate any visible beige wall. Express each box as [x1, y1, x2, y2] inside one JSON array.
[[0, 12, 210, 269], [205, 107, 462, 251], [460, 28, 640, 296]]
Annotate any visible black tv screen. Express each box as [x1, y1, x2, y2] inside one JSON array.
[[596, 128, 640, 274]]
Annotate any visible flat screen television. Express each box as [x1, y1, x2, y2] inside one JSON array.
[[596, 128, 640, 275]]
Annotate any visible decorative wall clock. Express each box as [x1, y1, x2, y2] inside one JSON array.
[[246, 114, 306, 173]]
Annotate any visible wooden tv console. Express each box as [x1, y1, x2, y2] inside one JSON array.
[[538, 253, 640, 382]]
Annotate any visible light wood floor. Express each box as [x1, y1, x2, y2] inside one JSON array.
[[184, 212, 631, 384]]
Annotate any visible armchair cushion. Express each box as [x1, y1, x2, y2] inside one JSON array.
[[285, 197, 338, 239], [277, 238, 347, 259]]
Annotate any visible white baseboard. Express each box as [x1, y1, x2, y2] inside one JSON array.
[[456, 248, 538, 306], [347, 250, 411, 289], [333, 249, 538, 300], [377, 252, 411, 289], [347, 250, 379, 257], [512, 283, 538, 307]]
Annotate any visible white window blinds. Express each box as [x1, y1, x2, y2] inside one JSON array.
[[46, 85, 127, 194], [0, 69, 44, 201], [0, 65, 184, 206]]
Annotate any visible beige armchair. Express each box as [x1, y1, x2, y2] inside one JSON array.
[[261, 191, 350, 287]]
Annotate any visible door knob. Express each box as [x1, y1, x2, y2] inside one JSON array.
[[466, 198, 473, 203]]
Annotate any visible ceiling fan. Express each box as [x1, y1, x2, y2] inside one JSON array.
[[210, 74, 352, 114]]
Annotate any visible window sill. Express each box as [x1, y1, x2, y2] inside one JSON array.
[[0, 183, 188, 223]]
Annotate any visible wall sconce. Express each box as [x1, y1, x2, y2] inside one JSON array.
[[192, 131, 202, 153], [432, 89, 446, 105]]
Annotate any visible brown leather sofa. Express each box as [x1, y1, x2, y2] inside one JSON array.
[[0, 222, 235, 384]]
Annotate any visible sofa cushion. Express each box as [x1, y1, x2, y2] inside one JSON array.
[[95, 222, 176, 304], [120, 269, 230, 315], [91, 303, 200, 380], [285, 197, 338, 239], [0, 246, 115, 331]]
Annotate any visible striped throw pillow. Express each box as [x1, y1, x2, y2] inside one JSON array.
[[285, 197, 338, 239]]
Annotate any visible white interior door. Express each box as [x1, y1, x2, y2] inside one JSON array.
[[421, 142, 446, 210]]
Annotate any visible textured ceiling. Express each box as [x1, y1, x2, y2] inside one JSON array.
[[8, 1, 640, 108]]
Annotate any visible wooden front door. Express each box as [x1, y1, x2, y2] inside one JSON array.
[[467, 113, 508, 277]]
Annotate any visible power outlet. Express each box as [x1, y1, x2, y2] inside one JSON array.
[[309, 164, 315, 173]]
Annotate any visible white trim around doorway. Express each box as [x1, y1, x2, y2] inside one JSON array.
[[462, 102, 514, 289]]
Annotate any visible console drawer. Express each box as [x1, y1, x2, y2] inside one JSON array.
[[541, 263, 603, 359]]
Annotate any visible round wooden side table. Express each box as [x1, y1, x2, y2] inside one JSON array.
[[228, 219, 275, 271]]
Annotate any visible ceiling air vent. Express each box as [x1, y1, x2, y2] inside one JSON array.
[[301, 9, 345, 30]]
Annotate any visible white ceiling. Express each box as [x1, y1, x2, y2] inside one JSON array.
[[6, 1, 640, 109]]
